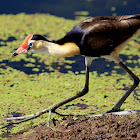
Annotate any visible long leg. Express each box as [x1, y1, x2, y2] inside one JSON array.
[[0, 64, 90, 125], [111, 61, 139, 111], [51, 65, 90, 112]]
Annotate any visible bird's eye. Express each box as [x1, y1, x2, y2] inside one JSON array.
[[28, 41, 35, 48], [30, 43, 33, 47]]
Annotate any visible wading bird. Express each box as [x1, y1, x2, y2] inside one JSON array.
[[12, 14, 140, 113]]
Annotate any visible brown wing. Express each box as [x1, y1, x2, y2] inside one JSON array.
[[79, 15, 140, 57]]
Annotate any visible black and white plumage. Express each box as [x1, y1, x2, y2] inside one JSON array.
[[13, 14, 140, 112]]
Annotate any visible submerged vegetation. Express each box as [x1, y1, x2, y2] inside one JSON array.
[[0, 13, 140, 138]]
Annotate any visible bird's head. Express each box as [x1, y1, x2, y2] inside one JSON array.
[[11, 33, 80, 59], [12, 34, 50, 57]]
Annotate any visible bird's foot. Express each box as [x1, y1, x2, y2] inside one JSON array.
[[106, 109, 137, 115]]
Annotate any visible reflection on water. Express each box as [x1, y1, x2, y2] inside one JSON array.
[[0, 0, 140, 19]]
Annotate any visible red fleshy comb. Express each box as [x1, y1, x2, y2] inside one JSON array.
[[16, 34, 33, 53]]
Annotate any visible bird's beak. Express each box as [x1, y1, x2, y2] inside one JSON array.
[[9, 44, 28, 61], [11, 44, 28, 59], [13, 44, 28, 56], [11, 34, 33, 60]]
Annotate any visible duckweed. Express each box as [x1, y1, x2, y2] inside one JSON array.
[[0, 13, 139, 138]]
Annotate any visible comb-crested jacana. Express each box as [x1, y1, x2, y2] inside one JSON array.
[[12, 14, 140, 112]]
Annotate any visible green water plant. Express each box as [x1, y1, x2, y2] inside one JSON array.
[[0, 13, 139, 138]]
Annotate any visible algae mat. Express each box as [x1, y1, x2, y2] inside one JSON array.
[[0, 13, 139, 138]]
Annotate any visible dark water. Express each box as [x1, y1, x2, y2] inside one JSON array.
[[0, 0, 140, 19]]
